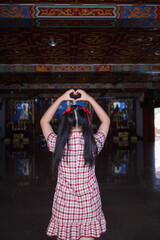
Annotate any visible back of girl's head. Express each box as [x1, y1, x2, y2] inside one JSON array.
[[67, 105, 90, 130], [52, 105, 97, 173]]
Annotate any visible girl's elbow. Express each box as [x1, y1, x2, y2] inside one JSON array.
[[102, 117, 110, 127], [40, 119, 43, 127], [106, 117, 111, 126], [40, 118, 45, 126], [107, 115, 110, 122]]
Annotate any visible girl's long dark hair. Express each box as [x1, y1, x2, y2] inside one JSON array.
[[52, 105, 98, 173]]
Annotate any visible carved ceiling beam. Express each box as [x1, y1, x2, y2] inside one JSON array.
[[0, 4, 160, 20], [1, 64, 160, 73], [1, 4, 160, 28], [0, 1, 159, 4], [0, 83, 160, 90]]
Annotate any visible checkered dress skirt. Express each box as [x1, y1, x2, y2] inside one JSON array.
[[46, 131, 107, 240]]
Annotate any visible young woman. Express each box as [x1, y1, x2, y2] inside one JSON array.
[[40, 89, 110, 240]]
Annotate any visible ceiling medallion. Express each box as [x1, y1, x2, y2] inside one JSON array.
[[49, 38, 57, 47], [138, 36, 153, 43], [155, 50, 160, 55]]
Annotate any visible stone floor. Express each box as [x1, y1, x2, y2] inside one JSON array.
[[0, 139, 160, 240]]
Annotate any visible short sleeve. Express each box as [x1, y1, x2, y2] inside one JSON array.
[[94, 131, 106, 154], [47, 132, 57, 153]]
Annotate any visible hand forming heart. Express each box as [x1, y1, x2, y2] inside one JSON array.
[[70, 90, 81, 100]]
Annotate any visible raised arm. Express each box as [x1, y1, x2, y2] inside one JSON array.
[[76, 89, 110, 138], [40, 89, 75, 141]]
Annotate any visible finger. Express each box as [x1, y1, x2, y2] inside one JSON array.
[[68, 89, 75, 94], [75, 89, 82, 95], [75, 98, 81, 101], [74, 92, 82, 99], [75, 94, 83, 101], [68, 97, 75, 101], [76, 88, 81, 91], [67, 89, 74, 93]]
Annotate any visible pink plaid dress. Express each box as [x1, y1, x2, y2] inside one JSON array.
[[46, 131, 107, 240]]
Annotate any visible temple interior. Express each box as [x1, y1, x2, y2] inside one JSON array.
[[0, 1, 160, 240]]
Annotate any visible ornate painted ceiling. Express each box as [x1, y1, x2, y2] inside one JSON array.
[[1, 27, 160, 65], [0, 0, 159, 3], [0, 1, 160, 95]]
